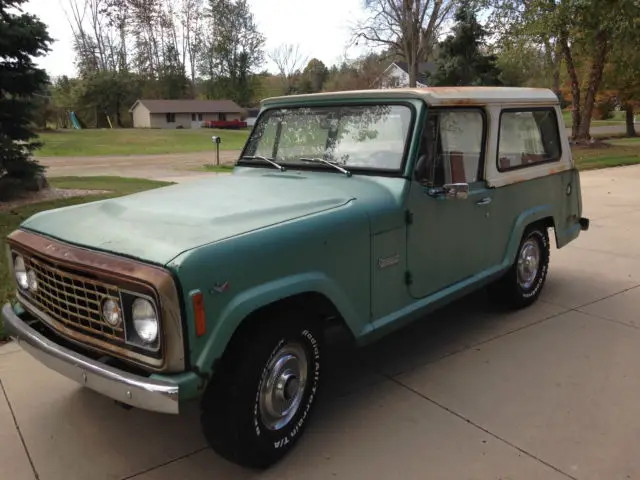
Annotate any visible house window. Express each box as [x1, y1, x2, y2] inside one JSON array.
[[218, 113, 227, 121], [497, 108, 561, 171], [166, 113, 176, 123], [192, 113, 196, 121], [198, 113, 203, 121]]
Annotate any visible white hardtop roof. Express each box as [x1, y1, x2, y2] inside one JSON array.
[[262, 87, 559, 107]]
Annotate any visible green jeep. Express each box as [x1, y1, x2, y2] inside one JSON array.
[[2, 87, 589, 469]]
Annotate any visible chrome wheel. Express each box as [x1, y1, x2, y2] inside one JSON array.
[[517, 238, 540, 290], [259, 342, 308, 431]]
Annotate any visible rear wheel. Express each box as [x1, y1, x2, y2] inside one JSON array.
[[200, 311, 323, 469], [490, 225, 550, 309]]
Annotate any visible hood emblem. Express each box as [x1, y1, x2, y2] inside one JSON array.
[[211, 281, 230, 294]]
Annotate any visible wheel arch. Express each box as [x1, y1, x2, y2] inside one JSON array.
[[194, 273, 362, 375], [503, 206, 556, 268]]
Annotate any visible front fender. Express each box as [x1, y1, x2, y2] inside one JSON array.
[[194, 271, 363, 374]]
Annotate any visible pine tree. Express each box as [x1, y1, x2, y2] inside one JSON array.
[[0, 0, 52, 190], [429, 1, 502, 87]]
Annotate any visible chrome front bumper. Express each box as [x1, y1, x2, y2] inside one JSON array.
[[2, 303, 180, 414]]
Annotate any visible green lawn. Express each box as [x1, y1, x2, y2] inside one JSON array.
[[202, 164, 236, 172], [0, 176, 172, 340], [572, 137, 640, 170], [36, 128, 250, 157], [562, 110, 626, 128]]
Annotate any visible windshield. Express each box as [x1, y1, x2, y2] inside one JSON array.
[[242, 104, 414, 172]]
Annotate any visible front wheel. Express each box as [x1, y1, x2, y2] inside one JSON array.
[[490, 225, 550, 309], [200, 313, 323, 469]]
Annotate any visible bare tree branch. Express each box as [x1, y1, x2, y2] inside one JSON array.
[[268, 43, 309, 93], [353, 0, 456, 87]]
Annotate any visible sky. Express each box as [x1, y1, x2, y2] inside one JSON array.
[[21, 0, 371, 78]]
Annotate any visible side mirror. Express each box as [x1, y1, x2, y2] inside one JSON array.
[[442, 183, 469, 200]]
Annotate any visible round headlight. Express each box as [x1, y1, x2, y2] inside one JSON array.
[[27, 269, 38, 292], [132, 298, 158, 344], [14, 255, 28, 290], [102, 298, 122, 327]]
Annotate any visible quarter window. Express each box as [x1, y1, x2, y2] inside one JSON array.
[[497, 108, 561, 171]]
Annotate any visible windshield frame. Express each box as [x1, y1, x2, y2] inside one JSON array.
[[237, 100, 418, 177]]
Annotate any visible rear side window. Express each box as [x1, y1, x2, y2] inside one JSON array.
[[497, 108, 561, 171]]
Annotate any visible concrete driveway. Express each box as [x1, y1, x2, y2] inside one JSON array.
[[2, 164, 640, 479]]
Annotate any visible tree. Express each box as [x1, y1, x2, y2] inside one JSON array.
[[602, 42, 640, 137], [429, 1, 502, 86], [0, 0, 52, 190], [322, 52, 389, 92], [491, 0, 640, 142], [179, 0, 205, 97], [200, 0, 265, 105], [268, 44, 308, 94], [298, 59, 329, 93], [494, 40, 549, 88], [354, 0, 456, 87]]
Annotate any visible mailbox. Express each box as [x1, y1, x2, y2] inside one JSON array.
[[211, 136, 222, 166]]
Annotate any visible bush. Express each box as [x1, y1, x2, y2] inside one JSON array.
[[594, 98, 616, 120]]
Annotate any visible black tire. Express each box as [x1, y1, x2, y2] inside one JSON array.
[[489, 225, 550, 309], [200, 310, 323, 469]]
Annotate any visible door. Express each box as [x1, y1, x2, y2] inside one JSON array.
[[407, 107, 495, 299], [191, 113, 203, 129]]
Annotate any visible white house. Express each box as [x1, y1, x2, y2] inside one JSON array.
[[377, 61, 437, 89], [129, 99, 245, 129]]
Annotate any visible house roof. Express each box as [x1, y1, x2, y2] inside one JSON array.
[[130, 99, 244, 114], [392, 61, 438, 85], [263, 87, 560, 107]]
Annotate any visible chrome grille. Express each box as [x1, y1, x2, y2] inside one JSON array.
[[22, 255, 126, 342]]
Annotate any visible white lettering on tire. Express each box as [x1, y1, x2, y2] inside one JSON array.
[[520, 230, 549, 299], [269, 328, 321, 449]]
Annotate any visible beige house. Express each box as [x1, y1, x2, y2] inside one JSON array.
[[129, 99, 245, 129]]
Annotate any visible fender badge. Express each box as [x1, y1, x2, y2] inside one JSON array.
[[378, 253, 400, 269], [211, 281, 230, 294]]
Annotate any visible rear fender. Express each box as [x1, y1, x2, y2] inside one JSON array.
[[503, 205, 554, 268]]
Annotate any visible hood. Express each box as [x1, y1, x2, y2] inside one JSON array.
[[21, 170, 398, 265]]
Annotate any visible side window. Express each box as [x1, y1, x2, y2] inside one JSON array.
[[498, 108, 561, 171], [415, 109, 485, 187]]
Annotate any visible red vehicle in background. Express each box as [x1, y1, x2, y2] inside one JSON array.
[[202, 118, 248, 129]]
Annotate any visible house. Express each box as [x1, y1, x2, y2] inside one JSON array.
[[245, 108, 261, 127], [129, 99, 245, 129], [377, 61, 437, 89]]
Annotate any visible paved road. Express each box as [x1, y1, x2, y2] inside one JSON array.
[[2, 163, 640, 479]]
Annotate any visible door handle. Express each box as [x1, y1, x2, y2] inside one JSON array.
[[476, 197, 492, 206]]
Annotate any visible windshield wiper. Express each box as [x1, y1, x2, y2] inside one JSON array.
[[240, 155, 286, 171], [299, 157, 352, 177]]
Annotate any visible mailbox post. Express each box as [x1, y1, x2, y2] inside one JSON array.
[[211, 136, 221, 166]]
